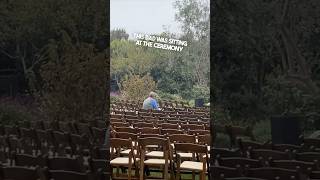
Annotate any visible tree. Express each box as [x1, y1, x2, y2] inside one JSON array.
[[0, 0, 107, 94], [110, 38, 154, 91], [174, 0, 210, 87], [38, 31, 107, 122], [111, 29, 129, 41], [212, 0, 320, 123], [121, 74, 156, 102]]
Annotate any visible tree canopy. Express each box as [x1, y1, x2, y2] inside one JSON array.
[[212, 0, 320, 127], [0, 0, 108, 122]]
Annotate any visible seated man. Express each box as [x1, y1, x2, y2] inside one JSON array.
[[142, 92, 159, 110]]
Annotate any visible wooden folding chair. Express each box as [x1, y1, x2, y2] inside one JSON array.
[[250, 149, 291, 166], [138, 137, 171, 180], [161, 129, 184, 136], [245, 167, 299, 180], [238, 138, 271, 155], [115, 132, 138, 157], [310, 171, 320, 180], [45, 169, 94, 180], [226, 125, 255, 148], [0, 149, 10, 166], [14, 153, 47, 167], [110, 138, 135, 180], [0, 164, 41, 180], [211, 166, 243, 180], [133, 122, 154, 128], [174, 143, 209, 180], [138, 127, 160, 135], [198, 134, 211, 153], [270, 159, 316, 176], [160, 123, 180, 130], [217, 157, 262, 169], [169, 134, 196, 160], [47, 156, 86, 172], [115, 127, 137, 134]]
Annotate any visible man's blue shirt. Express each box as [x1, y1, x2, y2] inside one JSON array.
[[143, 97, 159, 110]]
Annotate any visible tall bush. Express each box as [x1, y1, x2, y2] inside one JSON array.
[[38, 31, 108, 122], [121, 74, 156, 102]]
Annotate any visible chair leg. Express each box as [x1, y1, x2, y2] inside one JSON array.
[[128, 165, 132, 180], [164, 163, 168, 180], [200, 171, 205, 180], [116, 166, 119, 177], [170, 162, 175, 180], [192, 171, 195, 180], [110, 166, 114, 179], [139, 162, 144, 180], [177, 166, 181, 180], [134, 162, 139, 177]]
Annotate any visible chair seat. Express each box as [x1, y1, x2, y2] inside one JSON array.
[[120, 149, 137, 155], [180, 161, 205, 171], [177, 152, 193, 158], [146, 151, 163, 158], [144, 159, 166, 165], [110, 157, 132, 165], [146, 145, 159, 149]]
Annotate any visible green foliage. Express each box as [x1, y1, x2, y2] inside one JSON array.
[[174, 0, 210, 86], [110, 95, 121, 104], [121, 74, 156, 102], [0, 0, 107, 93], [253, 120, 271, 142], [38, 32, 107, 122], [0, 0, 108, 124], [157, 91, 186, 103], [212, 0, 320, 126], [111, 29, 129, 41], [0, 97, 41, 125], [214, 134, 231, 148], [190, 85, 210, 100], [263, 76, 306, 115]]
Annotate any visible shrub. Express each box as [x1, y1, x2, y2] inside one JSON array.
[[121, 74, 156, 101], [38, 31, 108, 122], [0, 96, 41, 125]]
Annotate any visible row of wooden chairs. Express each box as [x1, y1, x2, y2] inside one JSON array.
[[0, 127, 106, 157], [0, 164, 108, 180], [1, 151, 109, 172], [211, 165, 320, 180], [110, 136, 210, 180], [111, 117, 210, 128], [239, 139, 320, 155], [111, 131, 211, 147], [210, 136, 320, 180], [213, 147, 320, 166], [111, 114, 210, 122], [111, 111, 209, 120], [0, 120, 106, 137], [111, 121, 209, 130], [110, 103, 210, 179], [112, 127, 210, 138]]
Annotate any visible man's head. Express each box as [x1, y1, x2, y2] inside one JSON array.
[[149, 91, 157, 98]]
